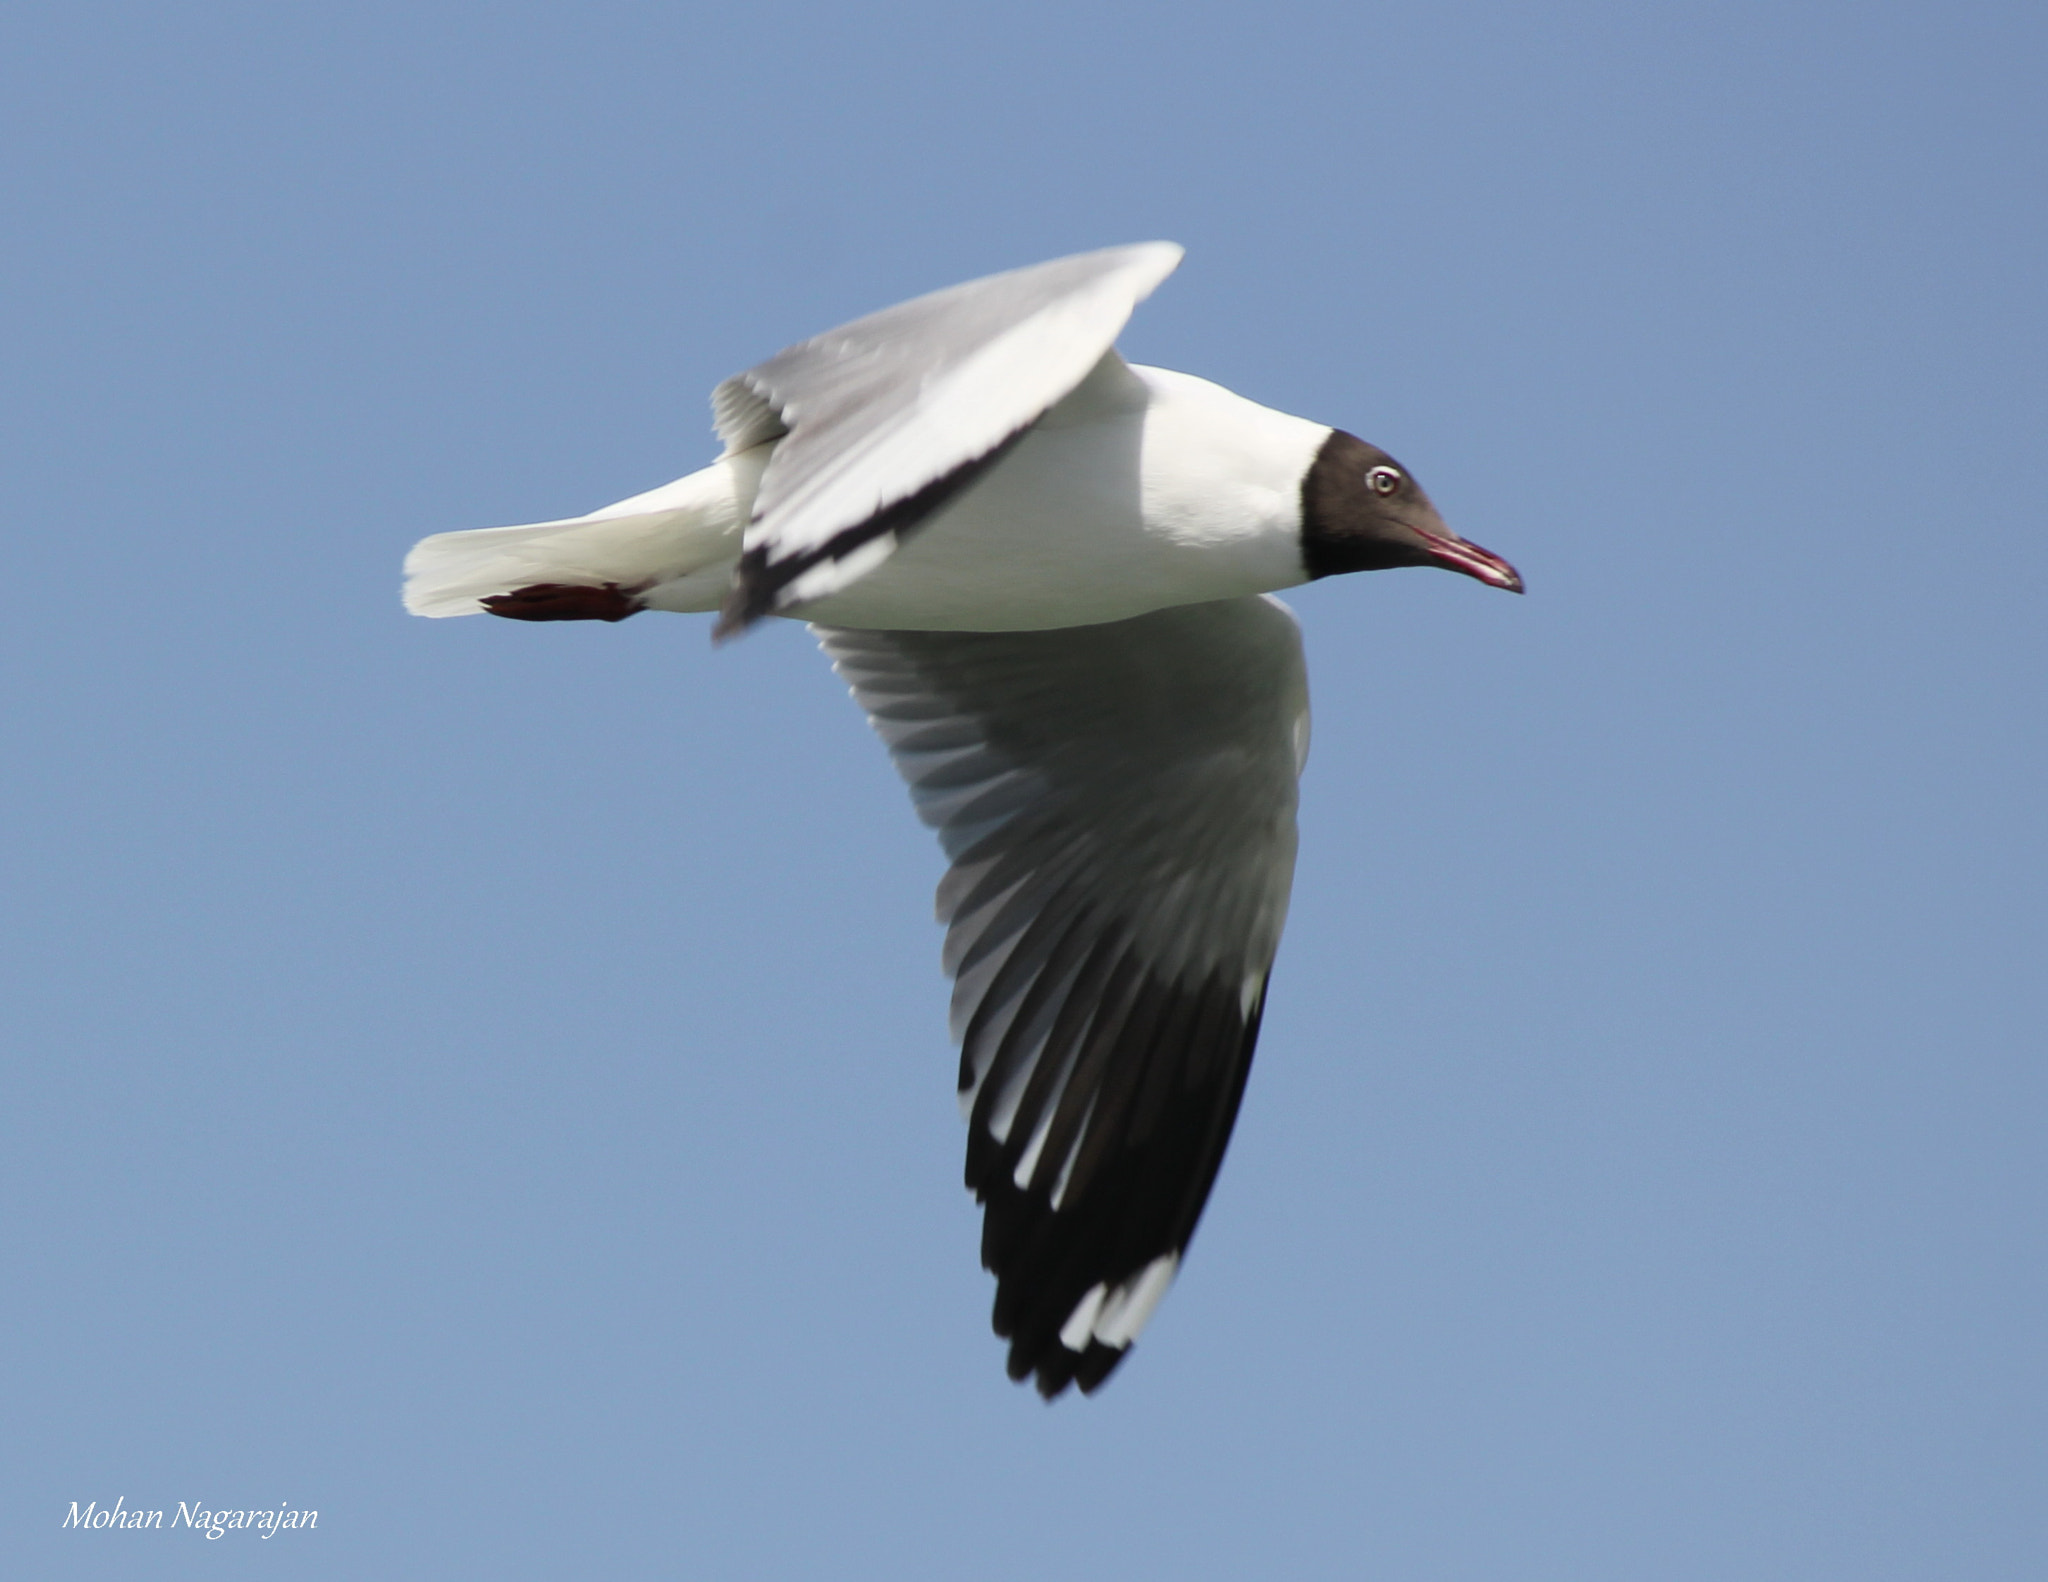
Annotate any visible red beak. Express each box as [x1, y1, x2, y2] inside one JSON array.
[[1421, 533, 1524, 593]]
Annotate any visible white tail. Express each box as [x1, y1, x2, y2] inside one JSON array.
[[402, 450, 765, 617]]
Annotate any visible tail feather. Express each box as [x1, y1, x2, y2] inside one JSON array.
[[403, 508, 700, 617], [401, 453, 759, 618]]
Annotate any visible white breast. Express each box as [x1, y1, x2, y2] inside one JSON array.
[[793, 367, 1327, 632]]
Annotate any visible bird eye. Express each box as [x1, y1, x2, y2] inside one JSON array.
[[1366, 465, 1403, 496]]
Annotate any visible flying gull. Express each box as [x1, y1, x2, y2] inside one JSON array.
[[402, 243, 1522, 1397]]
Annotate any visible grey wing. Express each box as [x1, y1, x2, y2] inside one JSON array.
[[713, 242, 1182, 637], [817, 595, 1310, 1397]]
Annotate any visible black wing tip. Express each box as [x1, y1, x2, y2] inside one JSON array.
[[964, 967, 1273, 1401], [1012, 1336, 1131, 1400], [980, 1175, 1150, 1401]]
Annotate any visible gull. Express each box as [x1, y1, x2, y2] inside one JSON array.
[[403, 243, 1522, 1397]]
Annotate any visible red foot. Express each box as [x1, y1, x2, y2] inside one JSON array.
[[480, 582, 644, 622]]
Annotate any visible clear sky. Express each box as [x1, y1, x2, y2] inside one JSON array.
[[4, 2, 2043, 1577]]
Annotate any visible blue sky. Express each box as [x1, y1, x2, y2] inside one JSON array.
[[4, 3, 2043, 1577]]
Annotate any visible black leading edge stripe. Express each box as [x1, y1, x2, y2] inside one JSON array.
[[713, 426, 1035, 639]]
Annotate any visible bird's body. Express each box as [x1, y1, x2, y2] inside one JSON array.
[[409, 357, 1326, 632], [402, 243, 1521, 1397]]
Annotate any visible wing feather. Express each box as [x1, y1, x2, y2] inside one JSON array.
[[714, 243, 1182, 634], [816, 595, 1309, 1395]]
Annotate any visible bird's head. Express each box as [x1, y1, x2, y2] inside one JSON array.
[[1300, 430, 1522, 593]]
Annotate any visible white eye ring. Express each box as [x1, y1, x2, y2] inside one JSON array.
[[1366, 465, 1402, 496]]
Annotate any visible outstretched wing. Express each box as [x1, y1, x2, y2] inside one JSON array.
[[714, 242, 1183, 637], [817, 596, 1309, 1396]]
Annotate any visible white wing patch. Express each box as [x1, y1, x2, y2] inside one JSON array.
[[1059, 1255, 1180, 1354]]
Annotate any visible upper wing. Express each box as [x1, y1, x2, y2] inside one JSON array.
[[713, 242, 1183, 637], [817, 595, 1310, 1397]]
